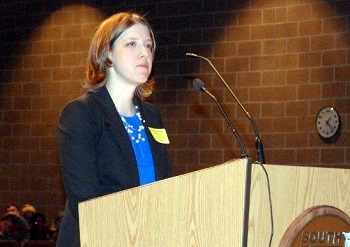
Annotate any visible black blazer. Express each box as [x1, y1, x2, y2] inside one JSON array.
[[56, 86, 171, 247]]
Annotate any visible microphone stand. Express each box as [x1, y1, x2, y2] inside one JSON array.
[[194, 79, 249, 159], [186, 53, 265, 164]]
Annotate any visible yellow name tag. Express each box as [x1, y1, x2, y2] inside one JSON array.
[[148, 127, 170, 144]]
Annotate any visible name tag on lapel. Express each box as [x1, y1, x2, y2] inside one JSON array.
[[148, 127, 170, 144]]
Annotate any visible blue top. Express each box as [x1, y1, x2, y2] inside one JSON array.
[[123, 114, 155, 185]]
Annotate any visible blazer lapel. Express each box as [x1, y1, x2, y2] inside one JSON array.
[[92, 87, 140, 186]]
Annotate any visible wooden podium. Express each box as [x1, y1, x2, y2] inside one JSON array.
[[79, 158, 350, 246]]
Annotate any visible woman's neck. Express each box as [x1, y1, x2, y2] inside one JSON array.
[[106, 83, 136, 116]]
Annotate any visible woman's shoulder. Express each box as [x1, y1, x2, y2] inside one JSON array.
[[62, 90, 105, 112]]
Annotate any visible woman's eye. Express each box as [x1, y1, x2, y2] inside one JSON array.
[[127, 41, 136, 46], [146, 44, 153, 50]]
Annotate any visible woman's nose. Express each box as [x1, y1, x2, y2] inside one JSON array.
[[139, 45, 150, 58]]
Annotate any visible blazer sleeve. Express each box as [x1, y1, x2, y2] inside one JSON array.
[[57, 98, 101, 219]]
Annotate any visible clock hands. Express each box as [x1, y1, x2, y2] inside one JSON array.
[[325, 116, 335, 130]]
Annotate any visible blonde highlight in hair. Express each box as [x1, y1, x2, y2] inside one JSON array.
[[84, 12, 156, 99]]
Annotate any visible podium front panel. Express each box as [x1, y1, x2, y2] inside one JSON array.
[[79, 158, 249, 247]]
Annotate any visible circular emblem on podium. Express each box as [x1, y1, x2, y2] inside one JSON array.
[[279, 205, 350, 247]]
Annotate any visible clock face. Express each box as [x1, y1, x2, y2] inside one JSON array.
[[316, 107, 340, 139]]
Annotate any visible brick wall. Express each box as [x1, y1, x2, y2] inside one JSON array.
[[0, 0, 349, 220]]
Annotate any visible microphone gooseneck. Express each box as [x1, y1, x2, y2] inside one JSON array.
[[187, 53, 265, 164], [193, 78, 248, 159]]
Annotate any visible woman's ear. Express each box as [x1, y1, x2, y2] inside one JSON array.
[[105, 51, 113, 67]]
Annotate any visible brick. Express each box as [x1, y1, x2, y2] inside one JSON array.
[[288, 5, 311, 21], [297, 116, 316, 132], [13, 97, 31, 110], [176, 149, 198, 166], [322, 50, 347, 66], [299, 20, 322, 36], [256, 117, 274, 132], [72, 38, 91, 52], [323, 17, 347, 34], [311, 3, 336, 18], [33, 68, 53, 82], [298, 84, 321, 100], [262, 7, 287, 24], [53, 40, 73, 53], [22, 110, 41, 123], [22, 56, 43, 69], [53, 11, 74, 26], [286, 133, 309, 148], [187, 134, 211, 149], [237, 72, 261, 87], [286, 101, 309, 117], [272, 149, 296, 164], [311, 35, 334, 51], [227, 26, 250, 41], [275, 22, 298, 38], [274, 117, 297, 132], [251, 56, 275, 70], [31, 41, 53, 55], [321, 148, 345, 164], [287, 37, 310, 53], [63, 25, 83, 39], [62, 53, 84, 66], [12, 151, 30, 164], [200, 119, 224, 134], [226, 57, 250, 72], [199, 149, 225, 165], [38, 26, 63, 41], [274, 86, 297, 101], [52, 67, 71, 81], [214, 42, 237, 57], [275, 54, 298, 69], [322, 82, 346, 98], [238, 10, 263, 25], [251, 24, 275, 40], [238, 41, 262, 56], [299, 52, 322, 67], [310, 67, 334, 82], [12, 124, 31, 137], [263, 39, 287, 55], [249, 87, 275, 102], [43, 54, 62, 68], [297, 149, 320, 164], [335, 66, 350, 81], [262, 71, 286, 86], [261, 102, 286, 117], [286, 69, 310, 85]]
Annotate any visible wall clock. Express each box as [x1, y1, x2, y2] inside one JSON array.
[[315, 106, 341, 144]]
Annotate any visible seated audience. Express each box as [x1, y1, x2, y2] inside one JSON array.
[[5, 204, 21, 215], [21, 204, 36, 225], [29, 212, 51, 240], [48, 210, 63, 241], [0, 212, 29, 243]]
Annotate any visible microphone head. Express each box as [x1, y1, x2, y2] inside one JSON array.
[[186, 52, 197, 57], [193, 78, 206, 92]]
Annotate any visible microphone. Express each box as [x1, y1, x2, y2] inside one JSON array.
[[187, 52, 265, 164], [193, 78, 248, 159]]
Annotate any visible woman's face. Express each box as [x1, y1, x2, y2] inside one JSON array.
[[108, 23, 154, 87]]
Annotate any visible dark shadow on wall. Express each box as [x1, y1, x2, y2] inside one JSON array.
[[0, 0, 249, 85], [324, 0, 350, 15]]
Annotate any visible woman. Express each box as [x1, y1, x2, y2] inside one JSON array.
[[56, 12, 172, 247]]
